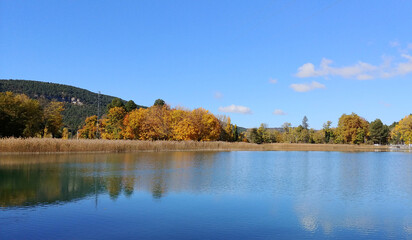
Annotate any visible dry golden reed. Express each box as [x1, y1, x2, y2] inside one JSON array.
[[0, 138, 389, 153]]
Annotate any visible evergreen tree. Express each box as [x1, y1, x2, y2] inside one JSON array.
[[302, 116, 309, 129], [153, 99, 165, 107], [107, 98, 124, 111], [369, 119, 389, 144], [247, 128, 263, 144], [125, 100, 138, 112]]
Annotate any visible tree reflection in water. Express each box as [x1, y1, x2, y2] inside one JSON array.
[[1, 151, 412, 238], [0, 152, 218, 207]]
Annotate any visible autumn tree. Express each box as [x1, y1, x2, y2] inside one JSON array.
[[198, 109, 221, 141], [122, 108, 148, 140], [173, 115, 198, 141], [139, 105, 171, 140], [173, 108, 221, 141], [294, 125, 310, 143], [0, 92, 43, 137], [102, 107, 127, 139], [389, 121, 401, 144], [218, 116, 235, 141], [336, 113, 369, 144], [169, 109, 188, 140], [369, 119, 389, 144], [258, 124, 277, 143], [391, 115, 412, 144], [281, 122, 294, 143], [224, 117, 235, 141], [78, 115, 99, 139], [312, 130, 325, 143], [43, 101, 64, 137], [62, 127, 70, 139]]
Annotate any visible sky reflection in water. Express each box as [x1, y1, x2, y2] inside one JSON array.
[[1, 151, 412, 239]]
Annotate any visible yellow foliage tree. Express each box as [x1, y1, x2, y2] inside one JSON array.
[[122, 108, 148, 140], [391, 115, 412, 144], [336, 113, 369, 144], [173, 108, 221, 141], [170, 109, 188, 140], [62, 127, 70, 139], [78, 115, 99, 139], [224, 117, 235, 141], [139, 105, 171, 140], [43, 101, 64, 137], [0, 92, 44, 137], [102, 107, 127, 139]]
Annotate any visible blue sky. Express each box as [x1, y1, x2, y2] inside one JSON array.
[[1, 0, 411, 129]]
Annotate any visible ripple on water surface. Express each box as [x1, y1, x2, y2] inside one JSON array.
[[0, 151, 412, 239]]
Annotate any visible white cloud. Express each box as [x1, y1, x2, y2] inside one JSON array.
[[218, 105, 252, 114], [290, 81, 325, 92], [295, 63, 317, 78], [214, 91, 223, 99], [294, 54, 412, 80], [396, 54, 412, 75], [273, 109, 286, 115], [269, 78, 278, 84]]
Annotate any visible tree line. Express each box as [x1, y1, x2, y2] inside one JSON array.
[[0, 79, 145, 131], [78, 98, 240, 141], [247, 113, 411, 145], [0, 92, 64, 138], [2, 91, 411, 145]]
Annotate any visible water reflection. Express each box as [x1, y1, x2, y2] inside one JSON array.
[[0, 152, 221, 207], [1, 151, 412, 239]]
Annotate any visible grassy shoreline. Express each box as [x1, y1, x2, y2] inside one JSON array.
[[0, 138, 391, 153]]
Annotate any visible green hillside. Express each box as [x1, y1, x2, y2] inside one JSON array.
[[0, 79, 145, 131]]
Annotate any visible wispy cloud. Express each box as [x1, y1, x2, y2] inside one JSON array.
[[390, 40, 400, 48], [295, 54, 412, 80], [214, 91, 223, 99], [269, 78, 278, 84], [379, 101, 391, 108], [290, 81, 325, 92], [273, 109, 286, 115], [218, 105, 252, 114]]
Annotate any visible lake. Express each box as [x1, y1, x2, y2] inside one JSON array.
[[1, 151, 412, 239]]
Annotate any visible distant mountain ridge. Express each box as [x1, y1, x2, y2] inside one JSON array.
[[0, 79, 145, 131]]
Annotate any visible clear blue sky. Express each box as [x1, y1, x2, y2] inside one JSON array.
[[1, 0, 411, 129]]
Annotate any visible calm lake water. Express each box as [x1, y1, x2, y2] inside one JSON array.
[[1, 151, 412, 239]]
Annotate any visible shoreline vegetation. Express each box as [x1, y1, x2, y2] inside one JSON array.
[[0, 138, 391, 154], [1, 90, 412, 149]]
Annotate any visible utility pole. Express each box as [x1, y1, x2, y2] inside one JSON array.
[[96, 91, 100, 139]]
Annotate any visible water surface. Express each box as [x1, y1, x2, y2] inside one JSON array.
[[1, 151, 412, 239]]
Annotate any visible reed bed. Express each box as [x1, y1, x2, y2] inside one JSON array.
[[0, 138, 390, 153]]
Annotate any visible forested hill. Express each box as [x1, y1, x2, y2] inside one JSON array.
[[0, 79, 145, 131]]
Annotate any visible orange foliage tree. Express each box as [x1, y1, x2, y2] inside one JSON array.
[[173, 108, 221, 141], [81, 104, 223, 141], [139, 105, 171, 140], [122, 108, 147, 140]]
